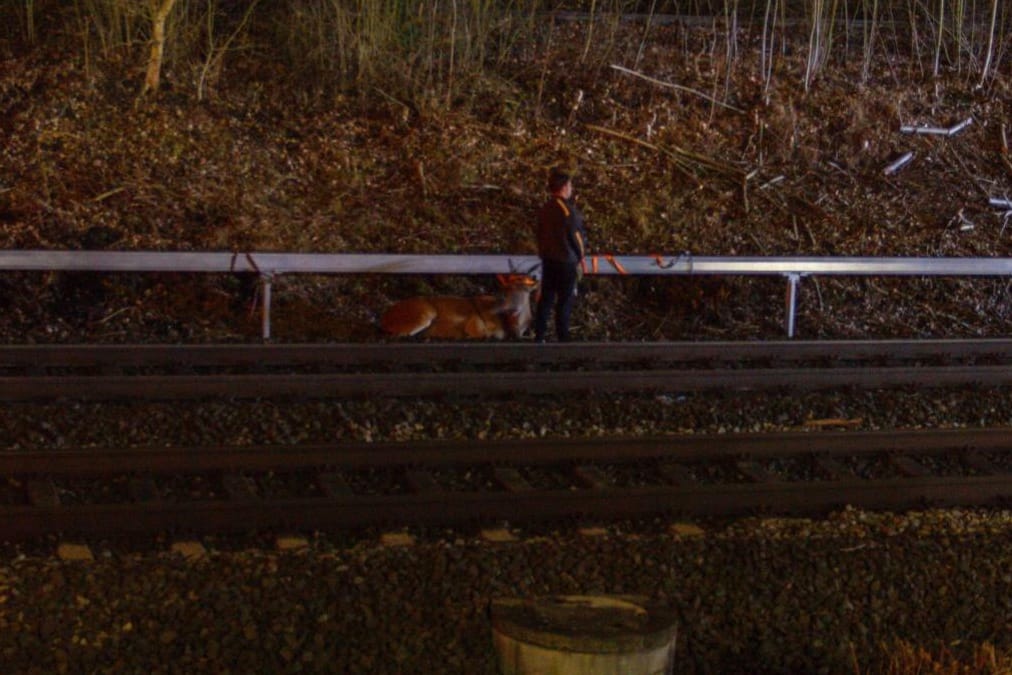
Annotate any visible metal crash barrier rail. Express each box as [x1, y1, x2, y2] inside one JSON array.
[[0, 250, 1009, 339]]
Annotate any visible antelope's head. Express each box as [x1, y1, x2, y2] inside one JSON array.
[[495, 273, 539, 338]]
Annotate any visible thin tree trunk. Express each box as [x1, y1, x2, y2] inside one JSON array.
[[979, 0, 999, 87], [141, 0, 178, 96]]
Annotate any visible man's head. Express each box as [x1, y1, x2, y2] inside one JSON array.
[[547, 166, 573, 197]]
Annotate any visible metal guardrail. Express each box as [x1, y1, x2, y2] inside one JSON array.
[[1, 250, 1009, 339], [2, 250, 1010, 276]]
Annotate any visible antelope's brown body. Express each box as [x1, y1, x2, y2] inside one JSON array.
[[380, 276, 537, 340]]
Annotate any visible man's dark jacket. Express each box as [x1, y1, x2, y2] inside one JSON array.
[[536, 197, 586, 265]]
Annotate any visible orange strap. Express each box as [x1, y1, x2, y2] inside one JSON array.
[[605, 254, 627, 274], [581, 255, 627, 275], [651, 251, 693, 271]]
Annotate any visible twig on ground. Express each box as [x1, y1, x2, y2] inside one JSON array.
[[584, 123, 701, 186], [919, 304, 977, 332], [811, 276, 824, 312], [999, 124, 1012, 178], [95, 307, 132, 325], [610, 64, 746, 114], [92, 187, 125, 202], [585, 123, 742, 183], [742, 170, 756, 213]]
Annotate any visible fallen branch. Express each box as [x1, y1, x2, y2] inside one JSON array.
[[92, 187, 125, 202], [584, 124, 701, 187], [95, 306, 133, 325], [999, 124, 1012, 178], [610, 64, 746, 114], [585, 123, 742, 182]]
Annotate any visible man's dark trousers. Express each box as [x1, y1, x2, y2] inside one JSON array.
[[534, 259, 579, 342]]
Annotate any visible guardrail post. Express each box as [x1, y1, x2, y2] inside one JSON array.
[[260, 274, 273, 341], [784, 273, 801, 338]]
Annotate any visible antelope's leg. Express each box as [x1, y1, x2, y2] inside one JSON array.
[[463, 314, 492, 339]]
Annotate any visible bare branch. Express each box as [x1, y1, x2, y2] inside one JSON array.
[[610, 64, 745, 114]]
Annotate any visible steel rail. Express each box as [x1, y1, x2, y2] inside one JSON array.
[[2, 428, 1008, 539], [1, 365, 1009, 400], [1, 477, 1009, 539], [0, 339, 1009, 368], [1, 428, 1008, 474]]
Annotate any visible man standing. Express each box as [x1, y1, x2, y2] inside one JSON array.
[[533, 166, 587, 342]]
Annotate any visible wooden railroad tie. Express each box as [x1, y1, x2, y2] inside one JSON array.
[[222, 473, 259, 501], [492, 468, 533, 493], [813, 456, 852, 481], [27, 479, 60, 508], [318, 472, 355, 498], [404, 470, 442, 495], [889, 455, 931, 479]]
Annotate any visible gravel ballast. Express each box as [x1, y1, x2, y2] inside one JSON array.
[[1, 509, 1010, 674], [0, 382, 1009, 672], [1, 388, 1010, 449]]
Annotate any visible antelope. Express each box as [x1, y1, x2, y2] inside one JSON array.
[[380, 274, 539, 339]]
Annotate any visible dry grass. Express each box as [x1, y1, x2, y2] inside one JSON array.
[[869, 640, 1012, 675]]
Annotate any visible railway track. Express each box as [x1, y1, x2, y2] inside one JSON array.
[[2, 340, 1008, 540], [0, 339, 1010, 400], [1, 428, 1009, 541]]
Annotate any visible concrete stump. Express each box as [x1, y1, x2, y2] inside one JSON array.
[[491, 594, 678, 675]]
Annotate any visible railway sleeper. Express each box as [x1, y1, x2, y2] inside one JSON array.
[[222, 473, 260, 501], [404, 470, 442, 495], [493, 468, 533, 493], [735, 460, 778, 483], [572, 465, 612, 490], [26, 479, 60, 508], [888, 455, 932, 479], [657, 462, 695, 486], [961, 451, 1000, 476], [813, 456, 853, 481], [128, 476, 162, 503], [318, 472, 355, 498]]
